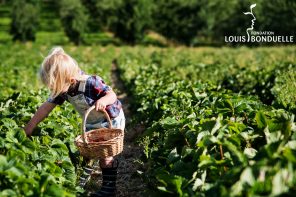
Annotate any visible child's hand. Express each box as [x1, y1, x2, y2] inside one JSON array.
[[95, 100, 106, 111], [23, 126, 33, 137]]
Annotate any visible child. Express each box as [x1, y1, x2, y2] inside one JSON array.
[[24, 47, 125, 197]]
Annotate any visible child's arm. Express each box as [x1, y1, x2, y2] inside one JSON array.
[[24, 101, 57, 136], [95, 90, 117, 111]]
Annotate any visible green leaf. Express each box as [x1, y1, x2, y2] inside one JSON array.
[[14, 128, 26, 143], [51, 139, 69, 157], [197, 135, 218, 148], [40, 173, 52, 194], [224, 140, 247, 165], [21, 139, 36, 154], [256, 111, 267, 129], [230, 181, 243, 196], [196, 131, 210, 145], [193, 91, 207, 100], [272, 169, 289, 196], [160, 117, 180, 129], [192, 178, 203, 191], [157, 186, 169, 193], [285, 140, 296, 149], [7, 149, 26, 161], [198, 154, 215, 169], [0, 189, 17, 196], [181, 147, 193, 159], [6, 166, 24, 180], [264, 127, 284, 144], [1, 118, 18, 130], [240, 167, 255, 186], [283, 148, 296, 163], [44, 184, 74, 197], [200, 119, 216, 133], [167, 148, 179, 163], [5, 129, 19, 143], [172, 160, 195, 179], [0, 155, 8, 171], [211, 114, 223, 135], [243, 147, 257, 159], [61, 161, 76, 185], [156, 173, 184, 196]]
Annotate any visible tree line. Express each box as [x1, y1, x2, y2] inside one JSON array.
[[6, 0, 296, 45]]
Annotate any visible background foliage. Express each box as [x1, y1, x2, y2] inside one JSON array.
[[58, 0, 88, 45], [10, 0, 40, 42], [1, 0, 295, 45]]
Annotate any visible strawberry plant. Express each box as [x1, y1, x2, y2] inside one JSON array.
[[1, 43, 296, 196], [118, 51, 296, 196], [0, 44, 117, 196]]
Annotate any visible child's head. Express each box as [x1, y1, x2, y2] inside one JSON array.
[[40, 47, 82, 98]]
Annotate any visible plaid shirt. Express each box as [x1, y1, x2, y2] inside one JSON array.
[[47, 75, 122, 118]]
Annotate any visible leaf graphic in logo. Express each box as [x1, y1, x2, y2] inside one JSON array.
[[243, 4, 257, 42]]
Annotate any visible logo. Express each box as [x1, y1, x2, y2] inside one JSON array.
[[243, 4, 256, 42], [225, 3, 294, 43]]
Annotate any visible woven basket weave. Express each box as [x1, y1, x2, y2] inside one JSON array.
[[74, 105, 124, 159]]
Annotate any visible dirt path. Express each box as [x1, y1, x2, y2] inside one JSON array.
[[84, 60, 146, 197], [111, 59, 146, 197]]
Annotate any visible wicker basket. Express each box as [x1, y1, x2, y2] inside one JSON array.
[[74, 105, 124, 159]]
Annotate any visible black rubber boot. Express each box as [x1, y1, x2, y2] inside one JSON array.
[[79, 165, 93, 188], [90, 160, 118, 197], [79, 159, 100, 188]]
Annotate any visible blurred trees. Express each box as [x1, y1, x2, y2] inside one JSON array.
[[199, 0, 248, 43], [106, 0, 153, 44], [153, 0, 205, 45], [5, 0, 296, 45], [258, 0, 296, 36], [59, 0, 88, 45], [80, 0, 102, 32], [82, 0, 152, 44], [10, 0, 40, 42]]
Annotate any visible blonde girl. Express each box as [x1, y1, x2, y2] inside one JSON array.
[[24, 47, 125, 197]]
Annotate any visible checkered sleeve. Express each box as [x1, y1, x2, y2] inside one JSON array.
[[92, 76, 112, 97], [47, 95, 65, 105], [90, 75, 122, 118]]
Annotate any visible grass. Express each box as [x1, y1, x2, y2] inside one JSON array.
[[0, 30, 169, 47], [35, 31, 69, 45], [0, 17, 10, 25], [0, 31, 120, 46], [0, 31, 11, 44]]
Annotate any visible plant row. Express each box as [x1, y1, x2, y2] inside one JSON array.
[[0, 44, 117, 196], [118, 46, 296, 112], [0, 90, 83, 196], [118, 56, 296, 196]]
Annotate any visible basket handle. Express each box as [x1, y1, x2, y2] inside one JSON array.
[[81, 105, 112, 144]]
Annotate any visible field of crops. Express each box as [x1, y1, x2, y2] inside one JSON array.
[[0, 44, 117, 196], [116, 46, 296, 196], [0, 44, 296, 196]]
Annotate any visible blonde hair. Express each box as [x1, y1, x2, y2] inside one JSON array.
[[40, 47, 83, 98]]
